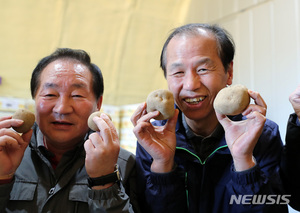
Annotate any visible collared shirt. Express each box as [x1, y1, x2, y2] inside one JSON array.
[[182, 113, 224, 162], [36, 129, 86, 174]]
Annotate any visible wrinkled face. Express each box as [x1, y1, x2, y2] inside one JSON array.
[[34, 59, 101, 149], [165, 32, 233, 123]]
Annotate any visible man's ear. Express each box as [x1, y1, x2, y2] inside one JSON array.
[[96, 96, 103, 110], [226, 61, 233, 85]]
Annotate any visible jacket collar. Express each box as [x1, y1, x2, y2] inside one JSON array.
[[173, 106, 237, 156]]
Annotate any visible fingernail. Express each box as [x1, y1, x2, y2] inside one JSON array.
[[16, 119, 24, 124]]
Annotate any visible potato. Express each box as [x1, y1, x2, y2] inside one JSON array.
[[87, 111, 112, 131], [12, 109, 35, 133], [213, 84, 250, 115], [146, 89, 175, 120]]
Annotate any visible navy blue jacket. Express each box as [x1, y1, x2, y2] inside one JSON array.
[[136, 112, 288, 213], [281, 113, 300, 211]]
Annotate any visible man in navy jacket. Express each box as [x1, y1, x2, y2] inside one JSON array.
[[281, 84, 300, 211], [131, 23, 287, 212]]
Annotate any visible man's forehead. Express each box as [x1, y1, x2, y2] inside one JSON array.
[[53, 61, 86, 72], [166, 34, 217, 58], [172, 32, 215, 45], [41, 59, 90, 77], [38, 59, 93, 86], [48, 58, 87, 70]]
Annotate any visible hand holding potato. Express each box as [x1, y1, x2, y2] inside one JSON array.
[[131, 101, 179, 173], [0, 114, 33, 180], [289, 84, 300, 120], [84, 113, 120, 188], [131, 89, 178, 173], [88, 111, 112, 131], [215, 88, 267, 171]]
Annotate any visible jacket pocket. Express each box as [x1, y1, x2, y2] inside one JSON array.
[[69, 184, 88, 203], [10, 181, 37, 201]]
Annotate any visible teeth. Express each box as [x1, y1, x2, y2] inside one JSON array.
[[185, 97, 205, 103]]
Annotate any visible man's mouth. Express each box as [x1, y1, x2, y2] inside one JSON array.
[[184, 96, 206, 104], [52, 121, 73, 125]]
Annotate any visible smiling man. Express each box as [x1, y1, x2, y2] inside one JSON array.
[[131, 23, 287, 212], [0, 48, 139, 212]]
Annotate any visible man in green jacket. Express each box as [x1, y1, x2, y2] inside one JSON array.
[[0, 48, 139, 212]]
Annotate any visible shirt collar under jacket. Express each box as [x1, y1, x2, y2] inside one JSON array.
[[181, 112, 224, 141], [36, 128, 90, 149]]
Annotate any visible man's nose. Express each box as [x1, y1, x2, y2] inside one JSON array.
[[53, 96, 73, 114], [183, 71, 201, 91]]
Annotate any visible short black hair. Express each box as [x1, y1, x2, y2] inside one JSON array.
[[160, 23, 235, 77], [30, 48, 104, 100]]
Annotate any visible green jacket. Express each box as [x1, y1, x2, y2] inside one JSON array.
[[0, 124, 139, 213]]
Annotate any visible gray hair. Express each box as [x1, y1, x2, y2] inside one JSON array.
[[160, 23, 235, 77]]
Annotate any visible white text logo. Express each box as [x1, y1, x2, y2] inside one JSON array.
[[229, 194, 290, 205]]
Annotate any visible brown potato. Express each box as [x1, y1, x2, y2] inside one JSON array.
[[12, 109, 35, 133], [87, 111, 112, 131], [146, 89, 175, 120], [213, 84, 250, 115]]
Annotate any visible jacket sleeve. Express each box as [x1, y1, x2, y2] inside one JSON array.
[[0, 180, 14, 211], [87, 149, 141, 213], [135, 143, 188, 213], [88, 182, 134, 213], [281, 113, 300, 211], [227, 120, 288, 212]]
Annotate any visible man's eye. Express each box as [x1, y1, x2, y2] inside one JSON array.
[[45, 94, 56, 97], [197, 68, 209, 74], [173, 71, 184, 76], [72, 95, 83, 98]]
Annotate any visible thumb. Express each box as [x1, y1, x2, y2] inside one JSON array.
[[21, 129, 33, 148], [215, 111, 230, 128], [165, 109, 179, 132]]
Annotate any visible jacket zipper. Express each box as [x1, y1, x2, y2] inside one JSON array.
[[176, 144, 228, 211], [176, 145, 228, 165]]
